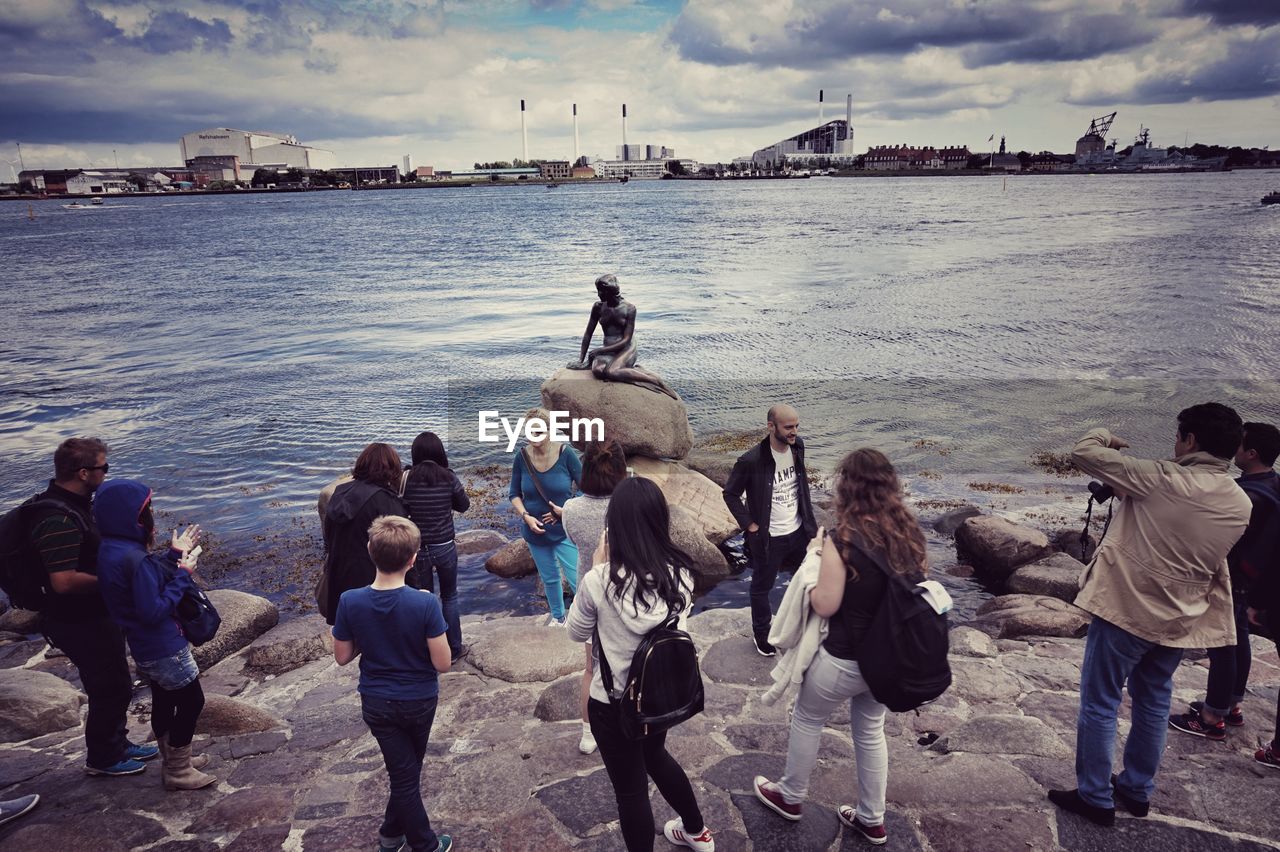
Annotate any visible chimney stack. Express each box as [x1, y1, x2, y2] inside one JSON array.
[[572, 103, 579, 164], [520, 99, 528, 164], [622, 103, 628, 160]]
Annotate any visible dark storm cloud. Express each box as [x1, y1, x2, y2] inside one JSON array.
[[128, 10, 234, 54], [1067, 28, 1280, 105], [669, 1, 1166, 69], [962, 15, 1161, 65], [1178, 0, 1280, 27]]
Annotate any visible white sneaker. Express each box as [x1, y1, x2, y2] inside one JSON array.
[[664, 818, 714, 851], [546, 615, 567, 627], [578, 727, 597, 755]]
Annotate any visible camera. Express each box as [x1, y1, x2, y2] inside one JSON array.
[[1087, 481, 1115, 504]]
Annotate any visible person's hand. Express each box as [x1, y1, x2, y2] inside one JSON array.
[[1107, 434, 1130, 450], [808, 527, 826, 553], [1248, 607, 1266, 628], [548, 501, 563, 518], [171, 525, 200, 554], [746, 522, 760, 534], [593, 529, 609, 566], [524, 513, 546, 534], [540, 509, 558, 526]]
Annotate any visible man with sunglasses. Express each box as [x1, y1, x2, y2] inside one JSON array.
[[32, 438, 158, 776]]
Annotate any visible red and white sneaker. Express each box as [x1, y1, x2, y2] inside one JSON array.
[[752, 776, 802, 821], [1256, 743, 1280, 771], [663, 818, 715, 851], [838, 805, 887, 845]]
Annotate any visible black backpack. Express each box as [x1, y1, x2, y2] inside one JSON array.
[[853, 543, 952, 713], [595, 607, 705, 740], [0, 494, 83, 611]]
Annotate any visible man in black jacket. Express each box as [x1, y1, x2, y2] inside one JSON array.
[[723, 405, 817, 656]]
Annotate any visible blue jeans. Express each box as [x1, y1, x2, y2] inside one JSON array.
[[528, 537, 579, 620], [361, 694, 441, 852], [415, 542, 462, 656], [1075, 617, 1182, 808]]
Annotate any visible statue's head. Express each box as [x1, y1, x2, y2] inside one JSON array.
[[594, 273, 621, 300]]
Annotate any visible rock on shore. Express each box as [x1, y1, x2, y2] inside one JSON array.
[[955, 515, 1052, 582], [541, 367, 694, 460], [3, 606, 1277, 851]]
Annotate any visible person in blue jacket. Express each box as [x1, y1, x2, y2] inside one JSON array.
[[94, 479, 215, 791]]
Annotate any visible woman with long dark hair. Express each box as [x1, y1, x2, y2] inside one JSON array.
[[752, 449, 927, 846], [566, 477, 715, 852], [320, 442, 407, 624], [562, 439, 629, 755], [94, 479, 214, 790], [402, 431, 470, 662]]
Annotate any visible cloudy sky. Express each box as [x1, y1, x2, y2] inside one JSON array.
[[2, 0, 1277, 172]]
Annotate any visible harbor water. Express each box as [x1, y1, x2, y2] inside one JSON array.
[[2, 173, 1278, 619]]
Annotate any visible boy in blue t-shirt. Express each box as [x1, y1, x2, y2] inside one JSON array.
[[333, 515, 452, 852]]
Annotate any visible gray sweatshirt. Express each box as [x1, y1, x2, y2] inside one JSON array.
[[561, 494, 610, 582], [567, 561, 692, 703]]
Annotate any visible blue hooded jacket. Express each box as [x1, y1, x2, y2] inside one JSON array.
[[94, 479, 195, 663]]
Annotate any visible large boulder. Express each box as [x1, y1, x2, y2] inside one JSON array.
[[540, 368, 693, 460], [0, 668, 85, 742], [456, 529, 509, 555], [932, 506, 983, 537], [467, 616, 584, 683], [0, 607, 40, 635], [484, 538, 537, 579], [975, 594, 1091, 639], [682, 451, 737, 488], [1006, 553, 1084, 602], [195, 693, 283, 735], [669, 505, 729, 589], [534, 672, 581, 722], [1049, 527, 1096, 563], [955, 515, 1051, 583], [193, 590, 280, 670], [245, 615, 333, 675], [629, 457, 738, 544]]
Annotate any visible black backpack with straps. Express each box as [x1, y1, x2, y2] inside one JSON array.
[[0, 493, 86, 611], [595, 606, 705, 740]]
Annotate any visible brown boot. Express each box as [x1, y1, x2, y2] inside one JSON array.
[[162, 744, 216, 791], [158, 735, 209, 770]]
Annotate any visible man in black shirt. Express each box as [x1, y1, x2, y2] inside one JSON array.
[[33, 438, 156, 776]]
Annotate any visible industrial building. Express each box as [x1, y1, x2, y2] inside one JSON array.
[[179, 128, 336, 170], [591, 159, 697, 179], [616, 144, 675, 162]]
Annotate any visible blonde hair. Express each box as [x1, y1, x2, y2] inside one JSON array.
[[367, 515, 421, 573]]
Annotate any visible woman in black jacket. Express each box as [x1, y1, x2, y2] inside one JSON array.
[[320, 442, 407, 624], [402, 431, 470, 662]]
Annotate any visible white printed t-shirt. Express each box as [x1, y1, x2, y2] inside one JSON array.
[[769, 445, 801, 537]]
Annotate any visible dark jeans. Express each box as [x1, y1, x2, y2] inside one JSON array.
[[588, 698, 704, 852], [361, 694, 440, 852], [152, 680, 205, 749], [42, 615, 132, 769], [1205, 597, 1252, 715], [748, 527, 809, 640], [412, 542, 462, 656]]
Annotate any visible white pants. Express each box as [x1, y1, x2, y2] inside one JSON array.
[[779, 646, 888, 826]]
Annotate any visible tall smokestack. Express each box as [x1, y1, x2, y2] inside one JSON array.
[[573, 103, 579, 164], [520, 99, 528, 164], [621, 103, 628, 160], [846, 93, 853, 152], [818, 89, 824, 126]]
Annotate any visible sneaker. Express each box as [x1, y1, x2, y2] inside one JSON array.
[[1110, 774, 1149, 818], [84, 758, 147, 777], [752, 776, 801, 821], [1189, 700, 1244, 727], [451, 644, 470, 664], [578, 727, 598, 755], [664, 817, 715, 851], [125, 741, 160, 761], [753, 636, 776, 657], [434, 836, 453, 852], [1255, 744, 1280, 770], [0, 794, 40, 828], [1168, 710, 1226, 741], [837, 806, 887, 845], [376, 840, 405, 852], [547, 615, 567, 628], [1047, 788, 1115, 828]]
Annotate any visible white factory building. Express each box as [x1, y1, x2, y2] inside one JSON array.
[[178, 128, 336, 170]]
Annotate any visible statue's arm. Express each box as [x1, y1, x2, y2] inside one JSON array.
[[593, 305, 636, 356], [576, 302, 603, 363]]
